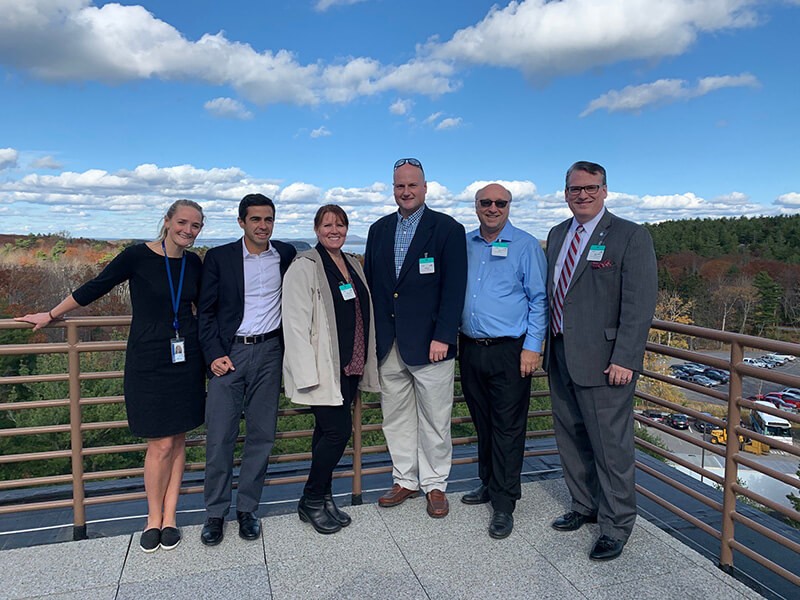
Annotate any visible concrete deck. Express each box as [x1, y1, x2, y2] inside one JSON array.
[[1, 479, 763, 600]]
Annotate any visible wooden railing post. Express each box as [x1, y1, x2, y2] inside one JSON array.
[[719, 340, 743, 572], [351, 391, 363, 505], [66, 322, 87, 540]]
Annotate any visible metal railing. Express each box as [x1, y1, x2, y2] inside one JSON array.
[[0, 316, 798, 587]]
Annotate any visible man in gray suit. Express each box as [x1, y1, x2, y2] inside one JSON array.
[[543, 161, 657, 561]]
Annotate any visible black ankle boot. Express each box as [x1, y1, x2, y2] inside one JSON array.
[[323, 493, 352, 527], [298, 496, 342, 534]]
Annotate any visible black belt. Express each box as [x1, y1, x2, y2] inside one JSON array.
[[461, 334, 520, 347], [234, 329, 281, 345]]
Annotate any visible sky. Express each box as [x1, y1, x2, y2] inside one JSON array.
[[1, 0, 799, 243]]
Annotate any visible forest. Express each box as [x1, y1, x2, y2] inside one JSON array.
[[0, 214, 798, 485]]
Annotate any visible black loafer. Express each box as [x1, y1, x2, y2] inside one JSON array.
[[589, 534, 625, 561], [160, 526, 181, 550], [461, 483, 490, 505], [200, 517, 224, 546], [488, 511, 514, 539], [140, 528, 160, 553], [237, 511, 261, 540], [551, 510, 598, 532]]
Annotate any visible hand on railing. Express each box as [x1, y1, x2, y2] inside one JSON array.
[[14, 312, 59, 331]]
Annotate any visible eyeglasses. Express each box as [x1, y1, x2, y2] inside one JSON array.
[[394, 158, 424, 174], [566, 184, 603, 196], [477, 199, 509, 208]]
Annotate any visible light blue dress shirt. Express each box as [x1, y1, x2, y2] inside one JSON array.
[[461, 221, 548, 352]]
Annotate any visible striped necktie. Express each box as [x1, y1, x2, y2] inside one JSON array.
[[551, 225, 584, 336]]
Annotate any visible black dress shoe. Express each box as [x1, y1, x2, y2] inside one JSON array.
[[323, 493, 352, 527], [589, 534, 625, 561], [488, 511, 514, 539], [551, 510, 598, 532], [237, 511, 261, 540], [461, 483, 490, 505], [298, 496, 342, 534], [200, 517, 224, 546]]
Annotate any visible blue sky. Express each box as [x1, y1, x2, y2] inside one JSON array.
[[1, 0, 798, 243]]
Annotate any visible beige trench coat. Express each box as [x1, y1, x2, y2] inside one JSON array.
[[282, 248, 380, 406]]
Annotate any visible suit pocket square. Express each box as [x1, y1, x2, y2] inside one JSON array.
[[591, 260, 614, 269]]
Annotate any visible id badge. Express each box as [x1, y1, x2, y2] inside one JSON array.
[[419, 257, 435, 274], [339, 283, 355, 301], [491, 242, 509, 257], [171, 337, 186, 364], [587, 245, 605, 261]]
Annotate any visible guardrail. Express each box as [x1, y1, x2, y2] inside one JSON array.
[[1, 316, 798, 587]]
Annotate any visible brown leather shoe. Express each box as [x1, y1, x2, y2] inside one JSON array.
[[378, 484, 419, 507], [426, 490, 449, 518]]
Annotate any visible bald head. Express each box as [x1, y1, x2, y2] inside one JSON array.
[[475, 183, 512, 241]]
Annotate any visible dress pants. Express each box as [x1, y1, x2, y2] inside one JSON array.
[[548, 335, 637, 542], [304, 373, 358, 500], [204, 338, 283, 517], [379, 341, 455, 493], [459, 336, 531, 514]]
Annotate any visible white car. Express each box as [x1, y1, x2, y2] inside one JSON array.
[[743, 357, 769, 368], [768, 353, 796, 362]]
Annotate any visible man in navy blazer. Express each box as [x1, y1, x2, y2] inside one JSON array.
[[197, 194, 296, 546], [364, 158, 467, 518], [544, 162, 657, 561]]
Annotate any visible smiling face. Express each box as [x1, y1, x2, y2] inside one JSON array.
[[164, 205, 203, 249], [238, 204, 274, 253], [475, 183, 511, 240], [393, 163, 427, 217], [315, 210, 348, 253], [565, 169, 607, 224]]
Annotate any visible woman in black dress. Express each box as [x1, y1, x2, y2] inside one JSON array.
[[16, 200, 206, 553]]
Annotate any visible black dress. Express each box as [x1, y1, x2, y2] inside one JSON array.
[[73, 244, 205, 438]]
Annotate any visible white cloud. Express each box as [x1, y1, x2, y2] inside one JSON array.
[[315, 0, 368, 11], [389, 98, 413, 115], [310, 126, 332, 138], [0, 0, 456, 107], [435, 117, 463, 130], [0, 148, 19, 170], [775, 192, 800, 207], [204, 97, 253, 120], [581, 73, 759, 116], [433, 0, 758, 80], [30, 155, 64, 170], [423, 112, 443, 125]]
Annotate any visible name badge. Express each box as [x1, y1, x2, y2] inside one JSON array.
[[419, 257, 435, 274], [339, 283, 356, 301], [491, 242, 509, 257], [171, 337, 186, 364], [587, 245, 605, 261]]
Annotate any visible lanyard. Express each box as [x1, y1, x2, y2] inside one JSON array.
[[162, 240, 186, 337]]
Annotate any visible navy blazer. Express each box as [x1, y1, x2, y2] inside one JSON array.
[[542, 210, 657, 386], [364, 206, 467, 366], [198, 238, 296, 366]]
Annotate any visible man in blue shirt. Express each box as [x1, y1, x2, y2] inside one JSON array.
[[459, 183, 548, 539]]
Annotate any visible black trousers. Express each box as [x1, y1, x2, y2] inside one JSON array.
[[459, 336, 531, 513], [303, 373, 359, 500]]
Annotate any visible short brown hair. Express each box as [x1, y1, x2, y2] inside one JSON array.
[[314, 204, 349, 229]]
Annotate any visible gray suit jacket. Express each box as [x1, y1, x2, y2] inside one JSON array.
[[543, 210, 657, 387]]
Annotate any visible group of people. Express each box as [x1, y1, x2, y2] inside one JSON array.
[[17, 158, 657, 563]]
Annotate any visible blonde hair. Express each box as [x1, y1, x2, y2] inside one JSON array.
[[158, 199, 205, 242]]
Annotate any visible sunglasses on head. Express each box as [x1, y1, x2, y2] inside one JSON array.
[[394, 158, 424, 174], [478, 199, 509, 208]]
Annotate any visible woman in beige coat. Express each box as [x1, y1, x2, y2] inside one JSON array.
[[282, 204, 379, 534]]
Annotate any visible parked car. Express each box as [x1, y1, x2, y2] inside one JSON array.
[[760, 354, 786, 366], [687, 374, 719, 387], [641, 410, 666, 425], [669, 365, 691, 377], [768, 353, 796, 362], [758, 356, 781, 368], [680, 363, 707, 375], [781, 387, 800, 396], [743, 357, 769, 368], [693, 412, 717, 433], [764, 393, 799, 412], [665, 413, 689, 429], [703, 368, 729, 383]]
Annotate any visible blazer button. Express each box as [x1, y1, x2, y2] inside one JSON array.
[[393, 292, 399, 298], [391, 313, 395, 318]]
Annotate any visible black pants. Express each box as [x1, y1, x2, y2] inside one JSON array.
[[303, 373, 359, 500], [459, 336, 531, 513]]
